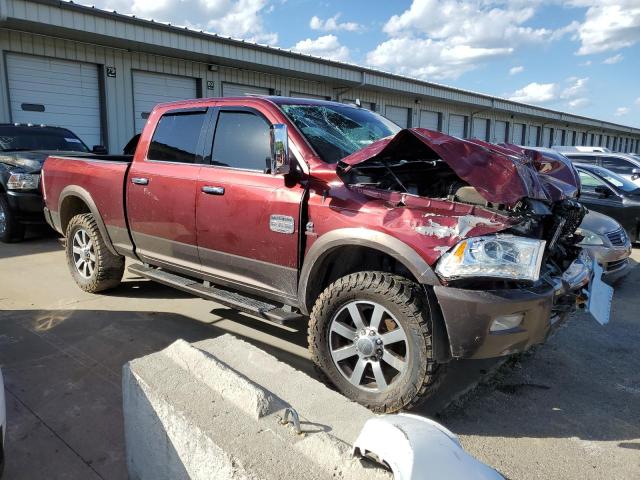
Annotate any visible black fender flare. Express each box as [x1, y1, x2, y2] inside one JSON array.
[[297, 228, 441, 315], [58, 185, 118, 256]]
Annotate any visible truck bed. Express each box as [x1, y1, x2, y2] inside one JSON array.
[[43, 154, 133, 255]]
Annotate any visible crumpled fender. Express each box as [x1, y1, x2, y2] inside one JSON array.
[[352, 413, 504, 480], [338, 129, 579, 207]]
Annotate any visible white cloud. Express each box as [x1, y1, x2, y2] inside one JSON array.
[[603, 53, 624, 64], [561, 77, 589, 99], [310, 14, 362, 32], [291, 35, 350, 62], [569, 1, 640, 55], [509, 83, 558, 104], [636, 97, 640, 106], [579, 60, 592, 66], [508, 76, 590, 105], [567, 97, 590, 109], [509, 66, 524, 75], [615, 107, 630, 116], [91, 0, 278, 44], [365, 0, 558, 80]]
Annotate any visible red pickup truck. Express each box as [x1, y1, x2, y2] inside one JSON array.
[[42, 96, 593, 412]]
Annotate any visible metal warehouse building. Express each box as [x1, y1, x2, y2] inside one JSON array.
[[0, 0, 639, 154]]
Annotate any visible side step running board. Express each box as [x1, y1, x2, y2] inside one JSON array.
[[128, 264, 304, 327]]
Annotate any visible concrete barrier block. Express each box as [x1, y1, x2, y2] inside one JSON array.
[[123, 334, 391, 480]]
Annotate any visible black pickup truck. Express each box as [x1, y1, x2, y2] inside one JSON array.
[[0, 124, 105, 242]]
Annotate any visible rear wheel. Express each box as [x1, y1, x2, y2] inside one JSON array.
[[0, 194, 25, 243], [65, 213, 124, 292], [308, 271, 441, 413]]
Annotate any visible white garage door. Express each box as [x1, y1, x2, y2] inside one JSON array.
[[512, 123, 524, 144], [554, 129, 565, 145], [6, 53, 102, 147], [385, 106, 410, 128], [528, 126, 540, 146], [342, 99, 375, 110], [472, 117, 488, 140], [222, 82, 270, 98], [494, 121, 507, 143], [419, 110, 439, 131], [449, 114, 466, 138], [133, 71, 198, 133], [542, 128, 551, 147]]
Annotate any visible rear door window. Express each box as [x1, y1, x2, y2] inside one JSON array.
[[599, 157, 636, 175], [211, 111, 271, 172], [148, 110, 207, 163]]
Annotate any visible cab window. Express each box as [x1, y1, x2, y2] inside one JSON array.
[[148, 110, 207, 163], [211, 111, 271, 171]]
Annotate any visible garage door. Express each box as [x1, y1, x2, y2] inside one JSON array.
[[512, 123, 524, 144], [542, 128, 551, 147], [494, 121, 507, 143], [472, 117, 488, 140], [6, 53, 102, 147], [133, 71, 198, 133], [528, 126, 540, 146], [554, 129, 565, 145], [449, 114, 466, 138], [385, 106, 410, 128], [222, 82, 270, 98], [418, 110, 439, 131]]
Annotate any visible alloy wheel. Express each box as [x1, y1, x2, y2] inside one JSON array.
[[72, 228, 96, 278], [328, 300, 409, 393]]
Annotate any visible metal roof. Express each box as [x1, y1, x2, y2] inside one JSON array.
[[1, 0, 638, 135]]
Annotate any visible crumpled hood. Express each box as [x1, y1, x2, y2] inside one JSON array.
[[0, 150, 85, 172], [338, 128, 580, 207]]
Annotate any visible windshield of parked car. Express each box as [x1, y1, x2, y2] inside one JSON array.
[[279, 104, 401, 164], [592, 166, 639, 193], [0, 126, 89, 152]]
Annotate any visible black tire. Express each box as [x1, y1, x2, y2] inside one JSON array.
[[308, 271, 442, 413], [0, 194, 25, 243], [65, 213, 124, 292]]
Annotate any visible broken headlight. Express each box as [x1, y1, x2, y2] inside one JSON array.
[[435, 234, 546, 282]]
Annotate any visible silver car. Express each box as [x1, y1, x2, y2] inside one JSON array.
[[577, 211, 632, 284]]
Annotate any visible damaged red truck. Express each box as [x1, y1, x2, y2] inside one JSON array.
[[42, 97, 594, 412]]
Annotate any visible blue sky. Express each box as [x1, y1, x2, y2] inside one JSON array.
[[92, 0, 640, 127]]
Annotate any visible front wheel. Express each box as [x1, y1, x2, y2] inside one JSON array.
[[65, 213, 125, 292], [0, 194, 25, 243], [308, 272, 441, 413]]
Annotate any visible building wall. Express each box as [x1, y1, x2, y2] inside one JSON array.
[[0, 29, 638, 154]]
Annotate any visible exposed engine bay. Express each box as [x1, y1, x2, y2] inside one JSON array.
[[337, 130, 587, 293]]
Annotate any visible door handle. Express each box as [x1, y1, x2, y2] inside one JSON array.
[[201, 186, 225, 195], [131, 177, 149, 185]]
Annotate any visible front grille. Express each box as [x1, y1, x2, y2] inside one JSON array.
[[606, 258, 628, 272], [606, 228, 627, 247]]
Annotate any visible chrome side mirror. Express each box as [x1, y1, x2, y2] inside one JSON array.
[[270, 124, 290, 176], [631, 167, 640, 179]]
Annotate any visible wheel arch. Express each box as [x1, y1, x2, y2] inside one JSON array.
[[298, 228, 441, 313], [58, 186, 118, 255]]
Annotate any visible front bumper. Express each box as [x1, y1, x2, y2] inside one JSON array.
[[583, 244, 631, 284], [5, 189, 45, 224], [434, 253, 592, 360]]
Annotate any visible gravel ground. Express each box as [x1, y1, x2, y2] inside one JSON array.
[[1, 232, 638, 479]]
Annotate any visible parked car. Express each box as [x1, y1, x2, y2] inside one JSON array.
[[1, 368, 5, 478], [0, 124, 106, 242], [42, 97, 595, 412], [559, 150, 640, 187], [554, 146, 611, 154], [574, 163, 640, 243], [578, 211, 631, 283]]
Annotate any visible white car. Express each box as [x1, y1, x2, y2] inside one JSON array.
[[0, 368, 5, 478], [560, 151, 640, 187]]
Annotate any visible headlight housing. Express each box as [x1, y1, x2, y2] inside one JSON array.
[[575, 228, 604, 246], [435, 234, 546, 282], [7, 172, 40, 190]]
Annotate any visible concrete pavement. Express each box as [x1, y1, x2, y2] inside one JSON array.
[[0, 232, 639, 479]]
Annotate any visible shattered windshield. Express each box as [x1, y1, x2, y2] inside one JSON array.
[[280, 104, 400, 164]]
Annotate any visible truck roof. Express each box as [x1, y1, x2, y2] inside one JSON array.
[[152, 95, 356, 111]]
